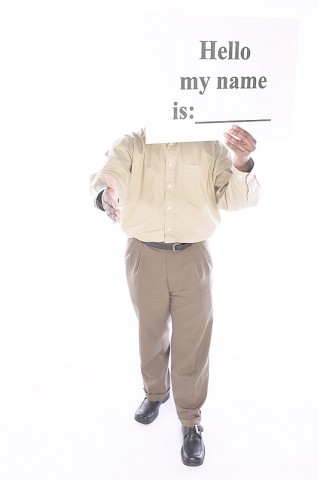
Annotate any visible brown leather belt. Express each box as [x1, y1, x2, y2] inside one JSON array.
[[140, 241, 193, 252]]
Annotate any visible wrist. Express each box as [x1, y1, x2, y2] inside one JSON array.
[[234, 157, 253, 172]]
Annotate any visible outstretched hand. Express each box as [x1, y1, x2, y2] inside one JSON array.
[[101, 174, 121, 223], [223, 125, 256, 172]]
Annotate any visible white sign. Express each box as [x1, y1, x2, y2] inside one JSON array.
[[142, 16, 299, 144]]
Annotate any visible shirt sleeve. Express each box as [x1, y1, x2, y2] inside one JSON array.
[[212, 141, 261, 211], [90, 132, 136, 208]]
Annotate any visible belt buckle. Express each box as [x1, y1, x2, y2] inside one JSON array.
[[172, 243, 180, 252]]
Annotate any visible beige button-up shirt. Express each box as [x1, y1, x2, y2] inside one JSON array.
[[90, 129, 260, 243]]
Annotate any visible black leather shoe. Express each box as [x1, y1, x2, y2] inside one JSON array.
[[134, 392, 170, 424], [181, 425, 205, 466]]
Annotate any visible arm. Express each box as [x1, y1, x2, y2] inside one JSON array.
[[213, 125, 261, 210]]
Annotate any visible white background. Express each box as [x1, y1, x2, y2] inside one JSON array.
[[0, 0, 318, 479]]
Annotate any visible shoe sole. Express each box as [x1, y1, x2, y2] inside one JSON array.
[[181, 447, 205, 467], [134, 392, 170, 425]]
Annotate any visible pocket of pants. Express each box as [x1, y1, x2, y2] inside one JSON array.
[[188, 243, 212, 281], [198, 241, 213, 270], [125, 238, 142, 276], [125, 237, 137, 259]]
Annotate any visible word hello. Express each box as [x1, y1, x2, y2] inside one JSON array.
[[199, 41, 251, 60]]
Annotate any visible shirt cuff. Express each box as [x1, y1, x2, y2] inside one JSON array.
[[94, 187, 106, 210], [232, 159, 256, 183]]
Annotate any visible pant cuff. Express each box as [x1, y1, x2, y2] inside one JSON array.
[[145, 389, 170, 402], [180, 416, 202, 428]]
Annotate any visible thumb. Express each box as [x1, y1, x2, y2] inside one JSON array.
[[105, 174, 117, 192]]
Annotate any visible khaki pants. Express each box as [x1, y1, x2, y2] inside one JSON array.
[[125, 238, 213, 427]]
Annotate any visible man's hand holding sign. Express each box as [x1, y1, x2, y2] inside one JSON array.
[[224, 124, 256, 172]]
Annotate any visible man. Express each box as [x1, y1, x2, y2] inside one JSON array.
[[90, 125, 260, 467]]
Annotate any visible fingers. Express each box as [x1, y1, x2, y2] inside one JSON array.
[[102, 187, 118, 208], [223, 125, 256, 155], [106, 209, 121, 223], [227, 125, 256, 146], [105, 203, 121, 223]]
